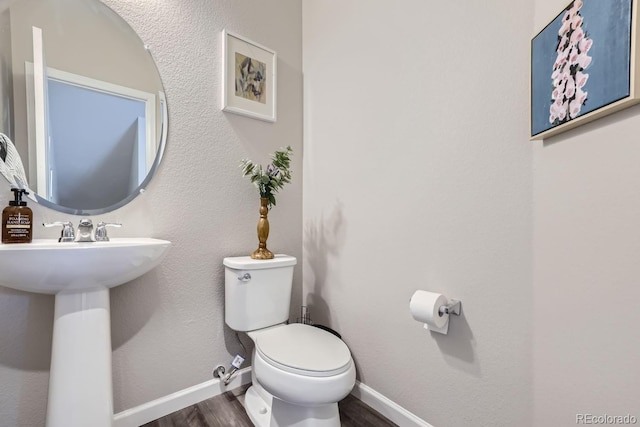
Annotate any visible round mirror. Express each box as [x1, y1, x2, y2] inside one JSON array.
[[0, 0, 167, 215]]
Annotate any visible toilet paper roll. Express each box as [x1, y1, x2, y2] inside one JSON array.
[[410, 290, 449, 330]]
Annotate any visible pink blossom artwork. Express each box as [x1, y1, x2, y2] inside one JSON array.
[[531, 0, 635, 140], [549, 0, 593, 125]]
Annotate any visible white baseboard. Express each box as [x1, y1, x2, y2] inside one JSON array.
[[351, 381, 433, 427], [113, 367, 252, 427], [113, 369, 431, 427]]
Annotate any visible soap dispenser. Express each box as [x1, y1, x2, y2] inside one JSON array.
[[2, 188, 33, 243]]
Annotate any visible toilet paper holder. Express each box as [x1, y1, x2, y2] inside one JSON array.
[[438, 299, 461, 317], [410, 291, 462, 335]]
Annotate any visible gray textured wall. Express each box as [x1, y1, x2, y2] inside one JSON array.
[[532, 0, 640, 424], [303, 1, 533, 425], [0, 1, 302, 425]]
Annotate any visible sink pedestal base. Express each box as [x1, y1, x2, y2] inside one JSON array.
[[46, 288, 113, 427]]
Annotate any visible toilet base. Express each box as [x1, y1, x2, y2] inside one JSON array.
[[245, 385, 272, 427], [244, 384, 341, 427]]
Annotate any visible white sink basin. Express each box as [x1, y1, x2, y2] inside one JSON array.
[[0, 237, 171, 427], [0, 238, 171, 294]]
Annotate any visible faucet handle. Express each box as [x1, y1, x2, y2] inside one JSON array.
[[43, 221, 75, 242], [95, 222, 122, 242]]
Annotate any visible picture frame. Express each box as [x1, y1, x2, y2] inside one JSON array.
[[222, 30, 277, 122], [530, 0, 639, 140]]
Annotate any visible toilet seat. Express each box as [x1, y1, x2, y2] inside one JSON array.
[[252, 324, 356, 407], [254, 323, 352, 377]]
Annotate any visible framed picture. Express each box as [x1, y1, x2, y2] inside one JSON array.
[[531, 0, 639, 140], [222, 30, 277, 122]]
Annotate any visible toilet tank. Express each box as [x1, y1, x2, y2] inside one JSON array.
[[223, 255, 297, 331]]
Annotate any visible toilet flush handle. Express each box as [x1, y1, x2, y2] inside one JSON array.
[[238, 273, 251, 282]]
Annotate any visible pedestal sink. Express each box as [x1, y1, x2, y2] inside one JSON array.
[[0, 238, 171, 427]]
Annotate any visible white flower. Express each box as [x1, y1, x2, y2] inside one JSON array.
[[549, 0, 592, 124]]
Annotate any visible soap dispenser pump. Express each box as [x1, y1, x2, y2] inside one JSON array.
[[2, 188, 33, 243]]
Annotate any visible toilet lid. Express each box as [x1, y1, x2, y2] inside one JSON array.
[[255, 324, 352, 376]]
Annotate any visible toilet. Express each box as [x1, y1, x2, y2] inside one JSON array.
[[224, 255, 356, 427]]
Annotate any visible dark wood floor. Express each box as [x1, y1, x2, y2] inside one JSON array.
[[142, 384, 398, 427]]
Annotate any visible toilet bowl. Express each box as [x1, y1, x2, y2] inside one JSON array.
[[223, 255, 356, 426], [246, 323, 356, 426]]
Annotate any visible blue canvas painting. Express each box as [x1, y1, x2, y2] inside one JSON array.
[[531, 0, 633, 138]]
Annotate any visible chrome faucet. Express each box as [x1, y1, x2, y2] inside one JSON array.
[[44, 219, 122, 242], [75, 218, 94, 242]]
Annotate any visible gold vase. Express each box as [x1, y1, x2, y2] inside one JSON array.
[[251, 197, 274, 259]]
